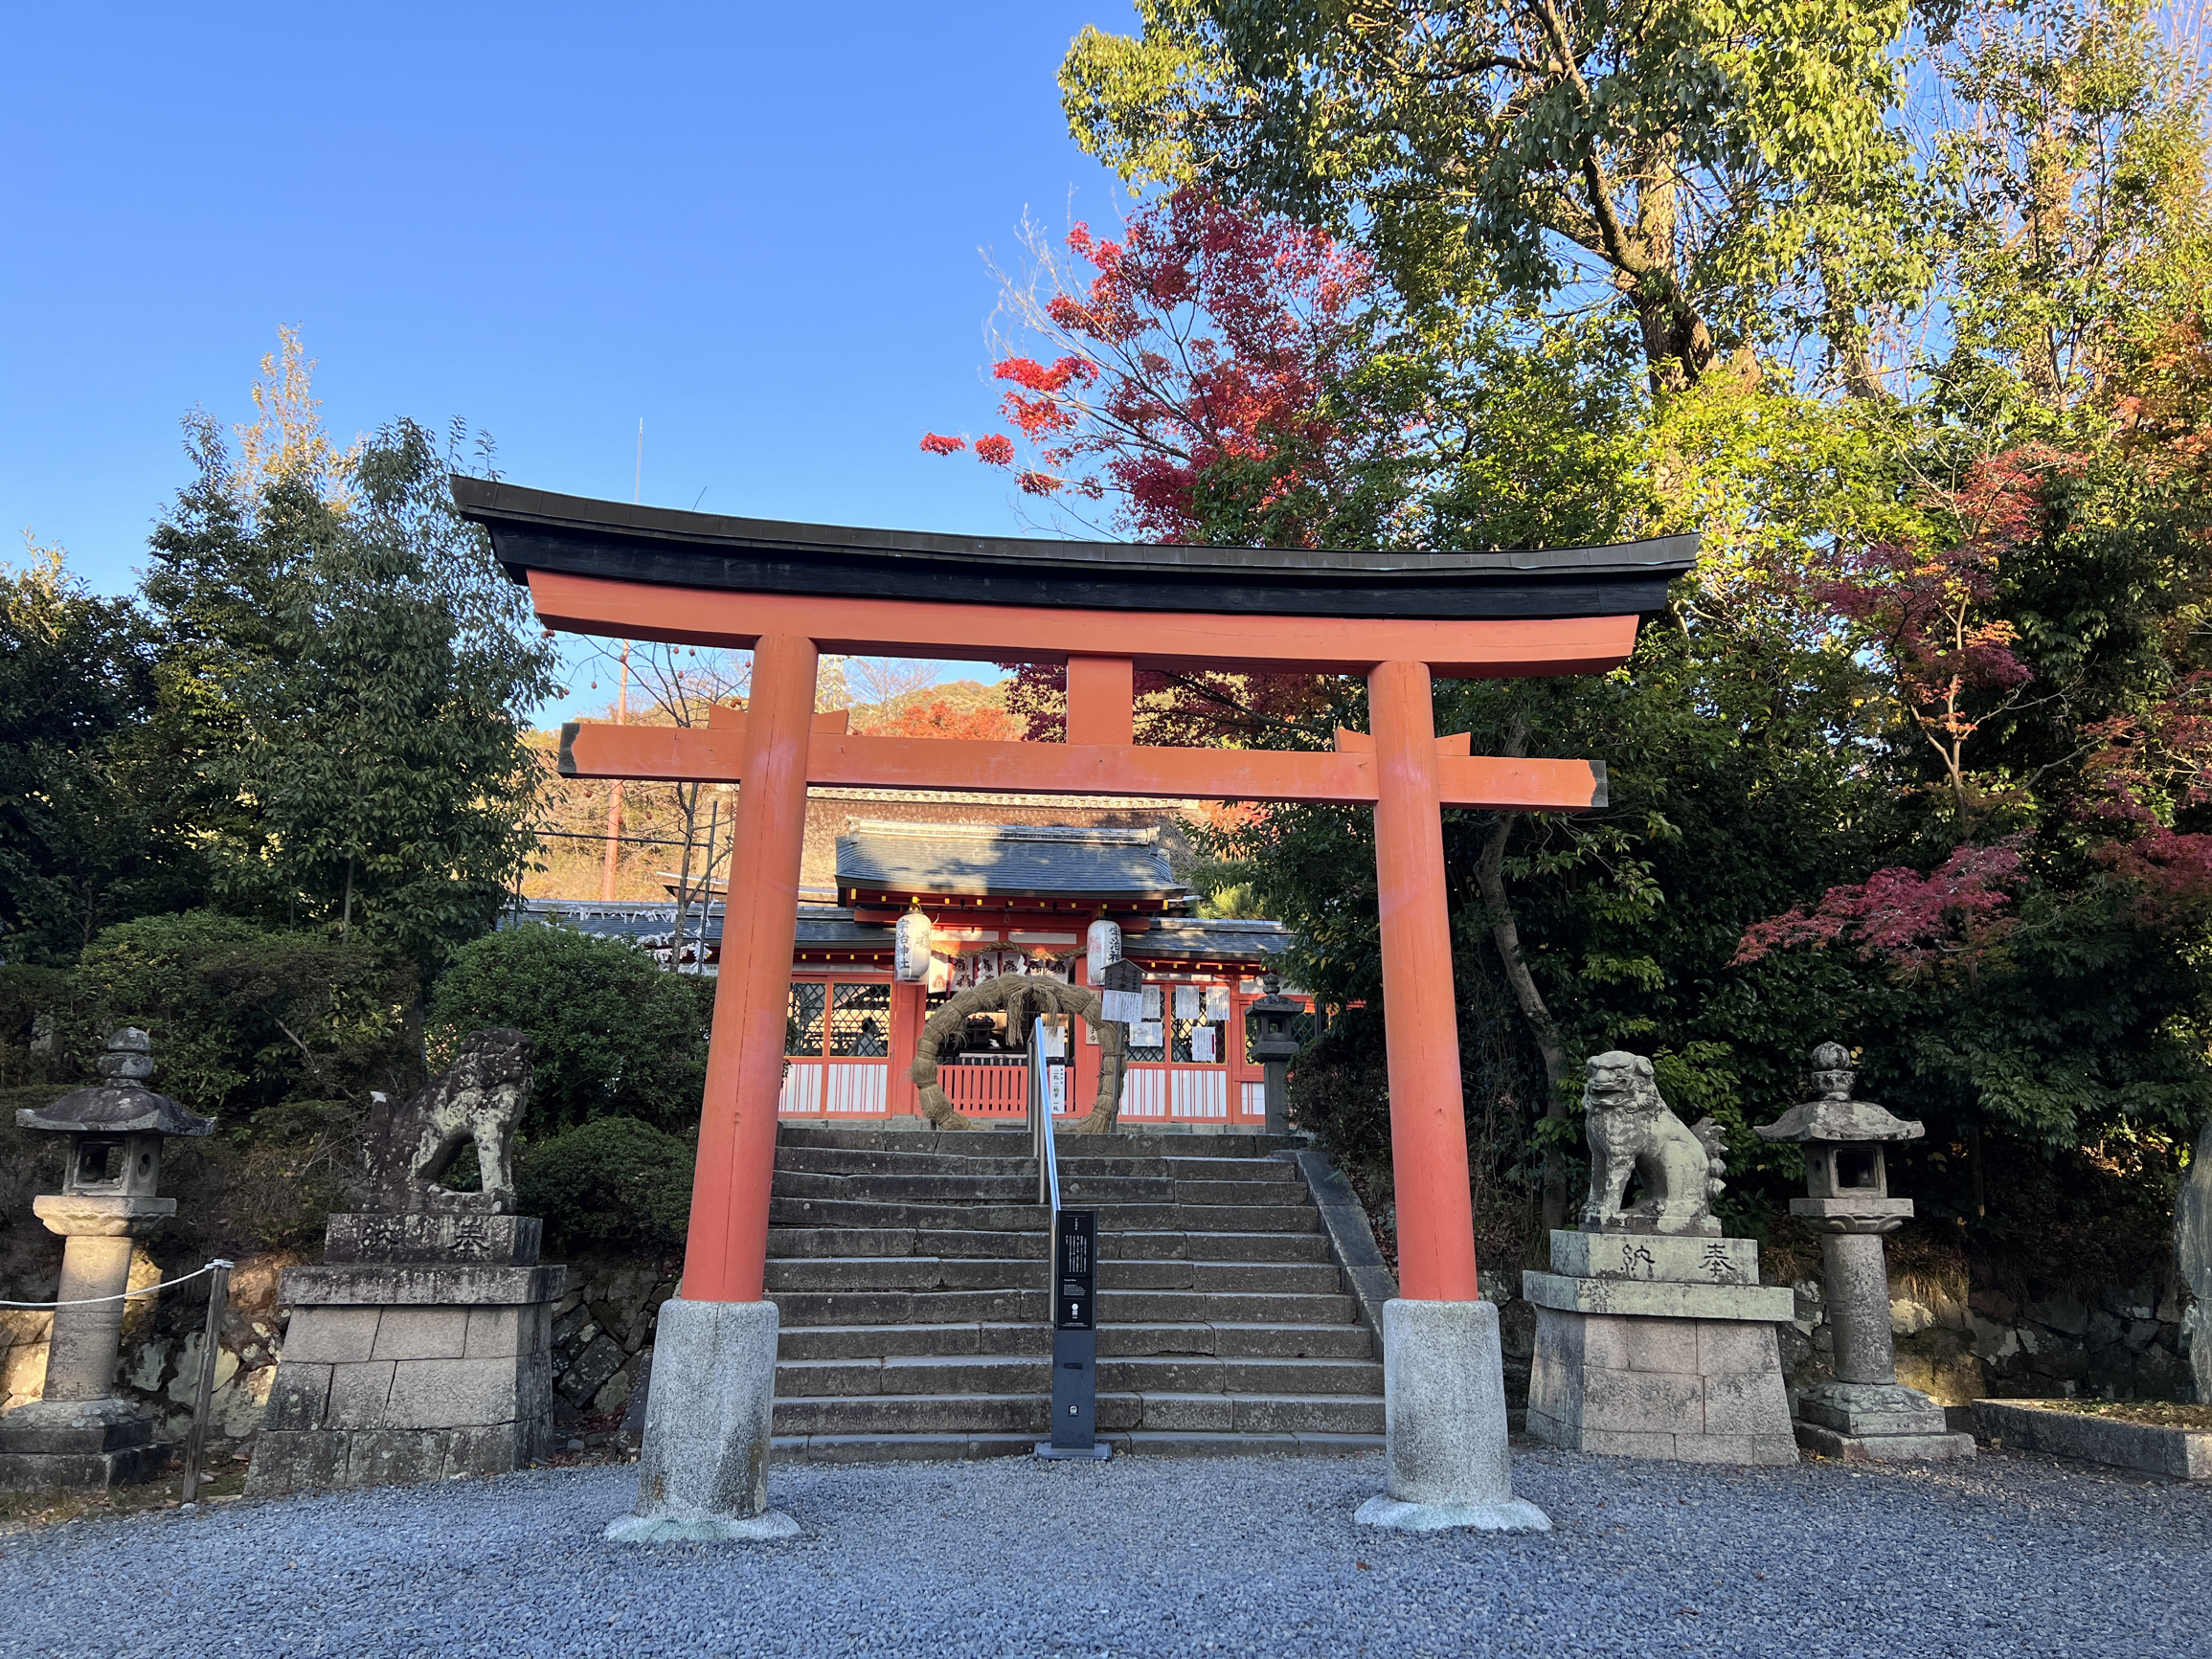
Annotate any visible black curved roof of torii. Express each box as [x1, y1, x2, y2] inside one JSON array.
[[452, 479, 1697, 621]]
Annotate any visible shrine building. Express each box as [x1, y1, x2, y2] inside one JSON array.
[[514, 815, 1311, 1132]]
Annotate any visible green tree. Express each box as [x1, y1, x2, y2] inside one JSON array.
[[1060, 0, 1929, 389], [0, 543, 198, 960], [1933, 0, 2212, 430], [143, 344, 557, 974], [518, 1116, 696, 1254], [58, 909, 418, 1122]]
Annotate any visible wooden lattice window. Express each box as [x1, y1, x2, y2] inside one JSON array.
[[785, 982, 825, 1057], [829, 982, 891, 1057]]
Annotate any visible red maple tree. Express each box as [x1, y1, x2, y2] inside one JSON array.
[[921, 187, 1372, 546], [2113, 311, 2212, 493], [2075, 673, 2212, 917], [856, 697, 1024, 742], [1813, 447, 2084, 823], [921, 190, 1372, 745], [1731, 841, 2026, 980], [1733, 448, 2093, 976]]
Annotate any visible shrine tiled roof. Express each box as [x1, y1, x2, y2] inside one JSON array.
[[502, 899, 1299, 969], [505, 899, 876, 951], [836, 820, 1185, 901], [1127, 918, 1296, 964]]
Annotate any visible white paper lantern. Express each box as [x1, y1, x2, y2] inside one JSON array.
[[1085, 916, 1122, 983], [893, 910, 933, 982]]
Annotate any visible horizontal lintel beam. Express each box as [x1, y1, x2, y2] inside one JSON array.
[[528, 570, 1640, 680], [558, 722, 1607, 812]]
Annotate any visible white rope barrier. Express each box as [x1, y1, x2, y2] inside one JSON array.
[[0, 1258, 233, 1310]]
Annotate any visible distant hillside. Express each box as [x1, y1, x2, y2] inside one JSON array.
[[523, 677, 1018, 899]]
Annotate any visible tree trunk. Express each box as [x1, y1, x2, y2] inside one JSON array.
[[1625, 155, 1714, 391], [1472, 717, 1571, 1230]]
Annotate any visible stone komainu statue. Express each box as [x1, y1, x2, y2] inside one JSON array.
[[368, 1027, 535, 1213], [1579, 1050, 1727, 1237]]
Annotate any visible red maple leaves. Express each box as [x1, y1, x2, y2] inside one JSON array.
[[1735, 448, 2084, 976], [856, 697, 1023, 742], [1732, 841, 2026, 978], [2113, 311, 2212, 491], [1815, 448, 2080, 818], [2080, 674, 2212, 914], [920, 188, 1371, 544]]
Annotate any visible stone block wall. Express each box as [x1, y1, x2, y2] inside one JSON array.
[[250, 1300, 554, 1492], [0, 1250, 291, 1474], [0, 1250, 677, 1474], [1778, 1276, 2193, 1405], [547, 1266, 677, 1446], [1525, 1305, 1796, 1463]]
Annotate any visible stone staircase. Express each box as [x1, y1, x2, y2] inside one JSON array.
[[765, 1125, 1386, 1461]]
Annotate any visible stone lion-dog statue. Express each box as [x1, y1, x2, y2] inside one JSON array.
[[368, 1027, 535, 1213], [1579, 1049, 1727, 1236]]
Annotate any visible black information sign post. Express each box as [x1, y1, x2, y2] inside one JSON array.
[[1036, 1207, 1110, 1459]]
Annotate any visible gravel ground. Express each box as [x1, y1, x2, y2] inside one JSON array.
[[4, 1446, 2207, 1659]]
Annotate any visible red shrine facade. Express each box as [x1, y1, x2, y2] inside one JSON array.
[[777, 819, 1308, 1130]]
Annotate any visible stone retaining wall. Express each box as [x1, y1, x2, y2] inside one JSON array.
[[546, 1264, 676, 1443], [0, 1250, 292, 1473], [1479, 1262, 2196, 1411]]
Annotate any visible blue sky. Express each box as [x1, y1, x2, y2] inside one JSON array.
[[2, 3, 1136, 714]]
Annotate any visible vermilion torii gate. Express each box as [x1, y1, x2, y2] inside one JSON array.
[[455, 479, 1694, 1538]]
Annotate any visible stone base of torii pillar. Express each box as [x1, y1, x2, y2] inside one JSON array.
[[1354, 1299, 1551, 1532]]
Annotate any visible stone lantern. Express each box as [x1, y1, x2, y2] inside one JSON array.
[[0, 1028, 213, 1491], [1247, 975, 1305, 1136], [1754, 1042, 1974, 1462]]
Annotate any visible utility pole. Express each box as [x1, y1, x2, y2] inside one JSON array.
[[598, 420, 644, 903], [599, 642, 630, 901]]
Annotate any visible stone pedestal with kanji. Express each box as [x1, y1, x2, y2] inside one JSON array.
[[1524, 1230, 1798, 1465], [247, 1211, 564, 1494]]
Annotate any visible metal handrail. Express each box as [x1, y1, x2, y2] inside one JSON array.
[[1030, 1017, 1061, 1216]]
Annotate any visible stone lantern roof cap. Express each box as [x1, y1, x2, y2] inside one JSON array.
[[15, 1027, 214, 1137], [1754, 1099, 1924, 1145], [16, 1085, 214, 1138], [1753, 1041, 1924, 1145]]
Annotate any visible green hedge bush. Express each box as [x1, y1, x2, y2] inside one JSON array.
[[427, 924, 714, 1132], [54, 909, 418, 1119], [517, 1115, 694, 1254]]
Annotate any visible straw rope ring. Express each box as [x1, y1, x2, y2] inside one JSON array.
[[910, 974, 1128, 1133]]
